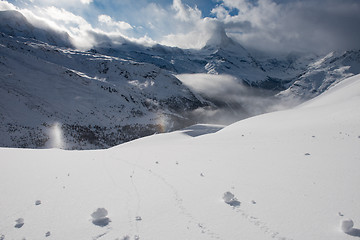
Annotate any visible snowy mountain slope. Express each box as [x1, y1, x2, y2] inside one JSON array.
[[0, 32, 207, 149], [278, 50, 360, 100], [0, 73, 359, 240]]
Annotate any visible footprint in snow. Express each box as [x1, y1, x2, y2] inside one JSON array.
[[14, 218, 24, 228]]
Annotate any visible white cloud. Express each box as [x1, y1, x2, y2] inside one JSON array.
[[41, 6, 90, 27], [0, 1, 17, 10], [1, 0, 359, 53], [98, 14, 133, 31], [80, 0, 93, 4], [17, 6, 95, 49], [158, 0, 219, 49], [0, 0, 230, 50], [172, 0, 201, 22], [161, 17, 221, 49], [176, 73, 282, 124], [29, 0, 93, 7], [213, 0, 360, 53], [0, 1, 152, 49]]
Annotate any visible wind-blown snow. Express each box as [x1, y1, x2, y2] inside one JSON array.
[[47, 123, 64, 149], [0, 74, 359, 239]]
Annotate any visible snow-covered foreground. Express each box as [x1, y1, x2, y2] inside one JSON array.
[[1, 74, 360, 240]]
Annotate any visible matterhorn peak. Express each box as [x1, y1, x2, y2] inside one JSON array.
[[204, 24, 234, 49], [203, 24, 247, 54]]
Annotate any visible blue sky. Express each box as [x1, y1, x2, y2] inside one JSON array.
[[1, 0, 360, 53]]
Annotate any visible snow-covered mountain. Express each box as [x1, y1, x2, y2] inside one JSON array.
[[1, 72, 359, 240], [1, 10, 360, 149], [0, 11, 208, 149], [94, 25, 268, 86], [93, 23, 360, 97], [279, 50, 360, 100]]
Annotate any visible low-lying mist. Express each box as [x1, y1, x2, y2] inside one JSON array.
[[176, 74, 299, 125]]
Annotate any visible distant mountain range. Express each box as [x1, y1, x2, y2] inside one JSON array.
[[1, 10, 359, 149]]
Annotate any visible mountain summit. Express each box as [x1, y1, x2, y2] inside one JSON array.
[[204, 24, 235, 50]]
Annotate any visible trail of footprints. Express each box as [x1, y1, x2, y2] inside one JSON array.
[[145, 165, 222, 240], [223, 191, 293, 240], [118, 158, 223, 240]]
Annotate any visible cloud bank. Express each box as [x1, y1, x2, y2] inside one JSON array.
[[1, 0, 360, 53], [176, 74, 291, 124], [215, 0, 360, 53]]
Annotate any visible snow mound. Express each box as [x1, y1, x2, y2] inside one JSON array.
[[223, 191, 240, 207], [91, 208, 110, 227], [340, 219, 354, 233]]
